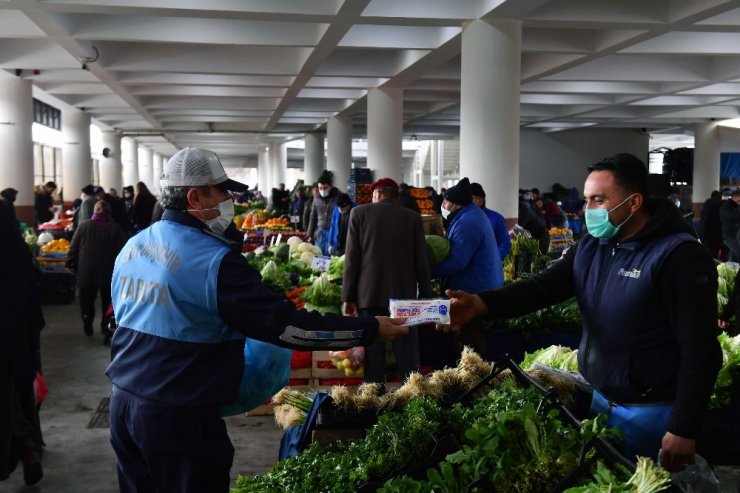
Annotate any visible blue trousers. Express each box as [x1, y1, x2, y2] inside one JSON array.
[[109, 386, 234, 493], [590, 390, 673, 461]]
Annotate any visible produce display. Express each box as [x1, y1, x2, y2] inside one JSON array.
[[328, 347, 365, 378], [549, 227, 574, 253], [717, 262, 738, 317], [234, 348, 655, 493], [502, 297, 581, 337], [408, 187, 436, 216], [424, 235, 450, 265], [40, 238, 70, 254], [504, 235, 549, 281], [301, 273, 342, 314]]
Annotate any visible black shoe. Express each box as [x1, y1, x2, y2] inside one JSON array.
[[22, 451, 43, 486], [83, 316, 93, 336]]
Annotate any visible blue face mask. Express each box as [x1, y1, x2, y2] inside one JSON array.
[[584, 193, 635, 239]]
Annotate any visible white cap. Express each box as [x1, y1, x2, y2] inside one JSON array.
[[160, 147, 248, 192]]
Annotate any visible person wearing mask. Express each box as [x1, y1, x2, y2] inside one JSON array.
[[302, 186, 318, 232], [534, 197, 568, 229], [343, 178, 432, 384], [431, 178, 502, 364], [105, 147, 408, 493], [271, 183, 291, 214], [720, 189, 740, 261], [131, 181, 157, 233], [66, 201, 128, 338], [398, 183, 421, 213], [291, 187, 307, 230], [438, 153, 721, 470], [470, 182, 511, 261], [33, 181, 56, 226], [700, 190, 723, 259], [121, 186, 135, 224], [0, 197, 45, 486], [327, 193, 353, 256], [518, 192, 550, 254], [307, 176, 339, 255]]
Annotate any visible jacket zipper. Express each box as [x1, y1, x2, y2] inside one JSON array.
[[583, 245, 618, 375]]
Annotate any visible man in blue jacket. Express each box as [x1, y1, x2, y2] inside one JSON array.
[[106, 147, 409, 493], [430, 177, 502, 364], [439, 154, 721, 471], [470, 182, 511, 262]]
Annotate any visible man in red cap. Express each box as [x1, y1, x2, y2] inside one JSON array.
[[342, 177, 433, 385]]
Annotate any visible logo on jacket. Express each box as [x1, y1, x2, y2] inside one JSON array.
[[617, 268, 641, 279]]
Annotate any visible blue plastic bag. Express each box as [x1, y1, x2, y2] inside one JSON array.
[[221, 338, 291, 417]]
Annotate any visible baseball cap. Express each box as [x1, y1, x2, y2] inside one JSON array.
[[160, 147, 249, 192], [371, 177, 399, 192]]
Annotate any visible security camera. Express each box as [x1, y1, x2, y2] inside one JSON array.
[[102, 147, 112, 158]]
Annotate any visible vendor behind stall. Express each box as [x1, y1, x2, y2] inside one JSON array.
[[437, 153, 722, 472]]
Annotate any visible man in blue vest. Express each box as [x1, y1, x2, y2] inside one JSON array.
[[105, 147, 409, 493], [438, 154, 721, 472]]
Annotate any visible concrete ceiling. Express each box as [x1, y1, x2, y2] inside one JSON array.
[[4, 0, 740, 160]]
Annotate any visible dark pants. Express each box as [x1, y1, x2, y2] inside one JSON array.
[[0, 376, 42, 480], [361, 308, 420, 384], [79, 286, 111, 332], [109, 386, 234, 493]]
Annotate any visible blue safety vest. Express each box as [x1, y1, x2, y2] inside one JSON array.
[[107, 219, 246, 407]]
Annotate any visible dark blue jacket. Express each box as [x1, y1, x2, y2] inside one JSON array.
[[479, 199, 722, 438], [106, 209, 378, 408], [431, 204, 503, 292]]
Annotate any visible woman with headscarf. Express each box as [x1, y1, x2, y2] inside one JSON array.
[[66, 201, 128, 338]]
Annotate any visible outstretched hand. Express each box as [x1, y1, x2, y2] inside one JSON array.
[[375, 316, 409, 341], [435, 289, 489, 333]]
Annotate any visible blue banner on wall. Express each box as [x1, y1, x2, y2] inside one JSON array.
[[721, 152, 740, 179]]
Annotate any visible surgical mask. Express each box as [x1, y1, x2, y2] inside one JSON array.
[[441, 206, 451, 219], [319, 188, 330, 198], [188, 198, 234, 235], [584, 193, 635, 239]]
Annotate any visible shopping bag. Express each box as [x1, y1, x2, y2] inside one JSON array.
[[221, 338, 291, 417]]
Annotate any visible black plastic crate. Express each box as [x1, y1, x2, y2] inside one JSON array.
[[40, 271, 75, 304]]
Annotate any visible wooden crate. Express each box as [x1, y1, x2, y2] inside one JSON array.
[[312, 351, 349, 379]]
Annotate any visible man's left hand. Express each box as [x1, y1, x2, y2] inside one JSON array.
[[659, 432, 695, 472]]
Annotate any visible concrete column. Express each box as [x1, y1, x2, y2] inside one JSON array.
[[327, 116, 352, 191], [0, 77, 34, 223], [100, 131, 122, 192], [121, 138, 139, 188], [258, 145, 270, 199], [304, 133, 325, 185], [138, 146, 153, 191], [693, 122, 720, 217], [367, 89, 402, 183], [270, 142, 287, 198], [151, 153, 163, 195], [61, 108, 91, 204], [459, 19, 521, 222]]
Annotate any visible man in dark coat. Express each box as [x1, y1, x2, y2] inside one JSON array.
[[342, 178, 433, 383], [33, 181, 56, 226], [0, 198, 45, 486], [719, 190, 740, 261], [700, 190, 723, 259], [398, 183, 420, 213]]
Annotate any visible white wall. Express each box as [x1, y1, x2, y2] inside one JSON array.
[[719, 127, 740, 152], [519, 128, 649, 195]]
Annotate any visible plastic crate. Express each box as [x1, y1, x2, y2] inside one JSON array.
[[40, 271, 75, 304]]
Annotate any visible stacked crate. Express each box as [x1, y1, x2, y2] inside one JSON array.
[[347, 168, 373, 204]]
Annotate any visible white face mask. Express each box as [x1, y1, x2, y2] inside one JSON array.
[[319, 188, 330, 198], [441, 206, 452, 219], [188, 198, 234, 235]]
